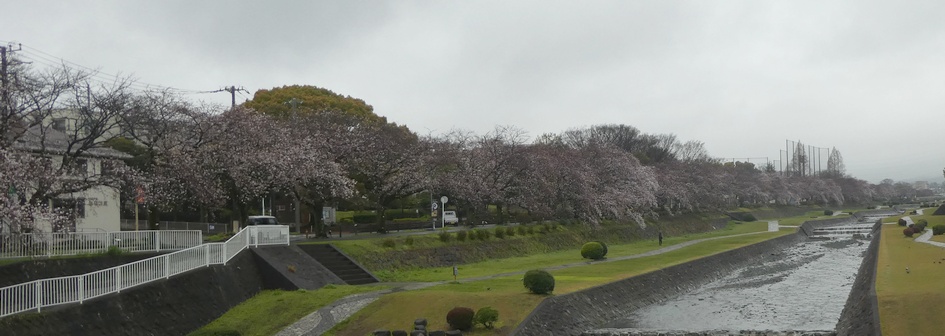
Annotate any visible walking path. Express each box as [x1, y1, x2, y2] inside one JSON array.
[[914, 229, 945, 248], [277, 230, 776, 335]]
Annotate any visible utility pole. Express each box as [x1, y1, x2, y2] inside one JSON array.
[[213, 85, 249, 108], [1, 43, 21, 116]]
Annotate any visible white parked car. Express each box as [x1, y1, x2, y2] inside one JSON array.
[[443, 211, 459, 225]]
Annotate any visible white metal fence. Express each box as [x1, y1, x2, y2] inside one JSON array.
[[0, 231, 203, 259], [0, 225, 289, 318]]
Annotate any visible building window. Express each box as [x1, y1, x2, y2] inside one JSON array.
[[72, 158, 88, 177], [53, 198, 86, 219], [52, 118, 67, 132]]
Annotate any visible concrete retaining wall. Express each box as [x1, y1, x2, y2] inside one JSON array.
[[513, 233, 807, 336], [0, 251, 265, 336], [833, 219, 882, 336]]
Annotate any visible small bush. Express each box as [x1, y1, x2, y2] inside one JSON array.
[[898, 218, 908, 226], [446, 307, 475, 331], [517, 225, 528, 235], [506, 226, 516, 237], [456, 230, 467, 242], [382, 239, 396, 248], [581, 242, 606, 260], [476, 229, 491, 240], [933, 225, 945, 235], [903, 227, 915, 237], [593, 241, 608, 256], [824, 209, 834, 216], [404, 236, 414, 246], [439, 231, 452, 242], [729, 212, 758, 222], [494, 227, 506, 239], [474, 306, 499, 329], [105, 245, 123, 257], [198, 329, 242, 336], [523, 269, 555, 294]]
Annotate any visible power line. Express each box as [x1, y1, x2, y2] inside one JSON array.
[[7, 42, 219, 95]]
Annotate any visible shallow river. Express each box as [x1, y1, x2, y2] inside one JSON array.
[[602, 238, 868, 331]]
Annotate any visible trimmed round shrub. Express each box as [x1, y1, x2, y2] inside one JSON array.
[[903, 227, 915, 237], [592, 241, 608, 257], [824, 209, 835, 216], [933, 225, 945, 235], [404, 236, 415, 246], [505, 226, 516, 237], [474, 306, 499, 329], [439, 231, 452, 242], [526, 226, 535, 235], [581, 242, 606, 260], [523, 269, 555, 294], [898, 218, 908, 226], [476, 229, 491, 240], [446, 307, 475, 331], [382, 239, 396, 248], [456, 230, 468, 241], [494, 227, 506, 239]]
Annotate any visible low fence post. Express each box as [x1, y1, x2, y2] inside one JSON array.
[[35, 281, 42, 313], [154, 231, 161, 252], [222, 243, 228, 265], [116, 268, 122, 293], [164, 256, 171, 279], [205, 245, 210, 267], [78, 276, 84, 304]]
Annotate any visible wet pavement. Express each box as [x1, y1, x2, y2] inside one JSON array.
[[601, 238, 868, 331]]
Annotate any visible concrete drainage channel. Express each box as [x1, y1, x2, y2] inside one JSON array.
[[514, 215, 886, 336]]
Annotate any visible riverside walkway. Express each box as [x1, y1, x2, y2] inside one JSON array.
[[277, 230, 777, 336]]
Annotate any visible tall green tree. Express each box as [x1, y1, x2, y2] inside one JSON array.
[[243, 85, 383, 123]]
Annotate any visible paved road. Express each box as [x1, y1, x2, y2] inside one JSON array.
[[277, 230, 774, 335]]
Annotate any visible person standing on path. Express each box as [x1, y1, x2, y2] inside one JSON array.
[[658, 231, 663, 246]]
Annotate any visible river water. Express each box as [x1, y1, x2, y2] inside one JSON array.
[[600, 238, 868, 332]]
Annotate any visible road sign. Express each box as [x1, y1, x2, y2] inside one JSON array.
[[440, 196, 449, 204], [431, 202, 438, 210]]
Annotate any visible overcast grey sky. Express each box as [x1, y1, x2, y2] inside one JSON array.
[[4, 1, 944, 183]]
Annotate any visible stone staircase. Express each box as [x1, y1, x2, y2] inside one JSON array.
[[297, 244, 379, 285]]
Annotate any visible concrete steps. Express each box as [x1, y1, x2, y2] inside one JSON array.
[[297, 244, 379, 285]]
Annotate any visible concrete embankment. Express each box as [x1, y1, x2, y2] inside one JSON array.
[[833, 220, 882, 336], [0, 252, 265, 336], [513, 217, 884, 336]]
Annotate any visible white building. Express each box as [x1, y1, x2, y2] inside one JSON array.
[[8, 112, 128, 233]]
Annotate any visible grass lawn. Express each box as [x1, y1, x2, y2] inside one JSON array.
[[189, 285, 387, 336], [327, 230, 792, 336], [875, 209, 945, 336], [368, 220, 785, 282]]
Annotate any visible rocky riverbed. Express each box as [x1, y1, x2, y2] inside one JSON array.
[[598, 238, 868, 332]]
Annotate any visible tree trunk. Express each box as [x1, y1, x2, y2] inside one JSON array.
[[376, 205, 387, 234], [497, 203, 505, 224]]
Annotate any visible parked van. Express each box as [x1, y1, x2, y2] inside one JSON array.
[[443, 211, 459, 225]]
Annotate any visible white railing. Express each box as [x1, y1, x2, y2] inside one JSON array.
[[0, 230, 203, 259], [0, 225, 289, 318]]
